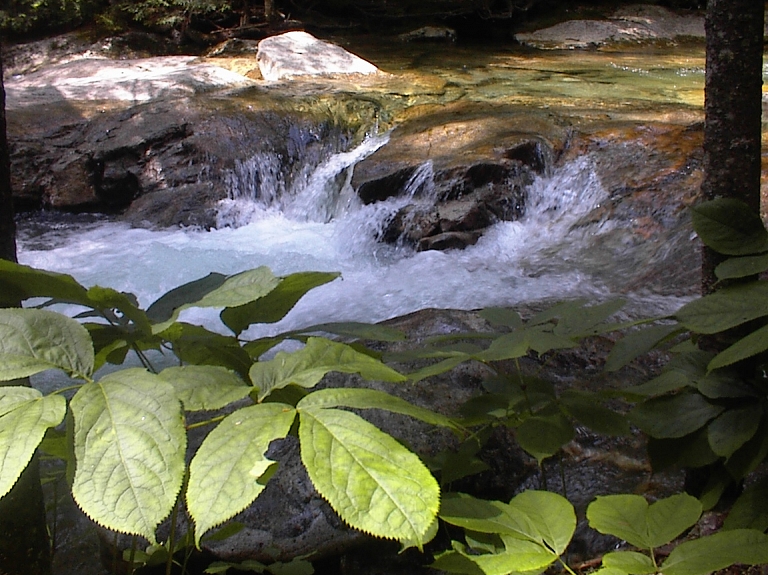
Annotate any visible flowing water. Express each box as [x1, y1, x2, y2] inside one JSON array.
[[15, 42, 722, 335]]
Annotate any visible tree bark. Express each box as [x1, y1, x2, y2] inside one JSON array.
[[0, 47, 52, 575], [701, 0, 765, 295]]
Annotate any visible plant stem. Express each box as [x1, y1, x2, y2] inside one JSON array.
[[166, 496, 181, 575]]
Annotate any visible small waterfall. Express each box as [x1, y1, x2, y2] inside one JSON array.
[[216, 133, 390, 228]]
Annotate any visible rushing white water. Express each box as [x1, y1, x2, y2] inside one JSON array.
[[17, 138, 684, 338]]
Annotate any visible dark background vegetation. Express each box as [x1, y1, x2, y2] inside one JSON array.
[[1, 0, 707, 47]]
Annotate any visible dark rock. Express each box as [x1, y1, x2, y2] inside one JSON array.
[[417, 230, 481, 251]]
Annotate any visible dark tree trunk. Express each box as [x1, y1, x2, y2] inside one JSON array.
[[701, 0, 765, 295], [0, 48, 52, 575], [0, 49, 16, 263]]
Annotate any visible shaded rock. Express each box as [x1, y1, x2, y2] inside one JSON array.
[[398, 26, 457, 42], [257, 31, 379, 81], [515, 4, 705, 49]]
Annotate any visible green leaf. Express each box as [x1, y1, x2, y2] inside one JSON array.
[[645, 493, 702, 548], [725, 417, 768, 480], [250, 338, 406, 401], [160, 322, 253, 378], [298, 407, 438, 546], [187, 403, 296, 546], [587, 494, 701, 550], [70, 369, 186, 541], [516, 412, 573, 464], [620, 370, 691, 398], [0, 388, 66, 498], [559, 390, 630, 436], [146, 273, 228, 323], [479, 307, 523, 329], [716, 253, 768, 279], [708, 322, 768, 371], [221, 272, 340, 335], [552, 298, 625, 337], [587, 494, 654, 549], [602, 551, 655, 575], [297, 388, 456, 429], [528, 299, 587, 327], [647, 431, 719, 472], [407, 355, 471, 383], [431, 549, 487, 575], [0, 308, 94, 380], [723, 477, 768, 531], [474, 330, 530, 362], [507, 490, 576, 555], [525, 326, 577, 354], [0, 260, 90, 307], [605, 323, 683, 372], [295, 321, 406, 342], [151, 268, 281, 332], [86, 286, 152, 335], [662, 529, 768, 575], [629, 392, 724, 439], [691, 199, 768, 255], [439, 492, 538, 538], [707, 405, 763, 458], [157, 366, 252, 411], [676, 282, 768, 334]]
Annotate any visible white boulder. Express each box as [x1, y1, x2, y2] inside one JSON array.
[[257, 31, 379, 81]]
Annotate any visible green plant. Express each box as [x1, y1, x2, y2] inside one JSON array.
[[431, 491, 768, 575], [604, 199, 768, 510], [0, 261, 454, 572]]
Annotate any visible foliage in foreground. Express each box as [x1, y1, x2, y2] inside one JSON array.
[[1, 198, 768, 574]]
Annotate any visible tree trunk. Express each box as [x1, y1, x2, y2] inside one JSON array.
[[0, 48, 52, 575], [701, 0, 765, 295]]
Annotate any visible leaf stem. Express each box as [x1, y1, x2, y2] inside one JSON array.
[[186, 415, 227, 430]]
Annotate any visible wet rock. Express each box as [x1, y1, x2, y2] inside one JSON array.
[[257, 31, 379, 81]]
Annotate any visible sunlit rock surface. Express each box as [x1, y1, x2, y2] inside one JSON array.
[[256, 31, 379, 81]]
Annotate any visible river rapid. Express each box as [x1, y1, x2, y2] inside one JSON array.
[[14, 36, 758, 335]]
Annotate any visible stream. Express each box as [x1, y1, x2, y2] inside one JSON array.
[[14, 40, 727, 334]]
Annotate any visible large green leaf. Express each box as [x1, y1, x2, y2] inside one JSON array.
[[552, 298, 625, 337], [507, 490, 575, 555], [479, 536, 557, 574], [158, 322, 252, 379], [295, 321, 406, 342], [221, 272, 340, 335], [151, 268, 281, 332], [587, 494, 701, 550], [298, 407, 438, 546], [601, 551, 655, 575], [662, 529, 768, 575], [187, 403, 296, 546], [691, 199, 768, 255], [157, 365, 252, 411], [0, 260, 90, 307], [0, 308, 94, 380], [716, 253, 768, 280], [439, 492, 539, 538], [708, 322, 768, 371], [516, 412, 573, 464], [479, 307, 523, 329], [146, 273, 228, 323], [587, 494, 654, 549], [70, 369, 186, 541], [297, 387, 456, 429], [629, 392, 724, 439], [250, 337, 406, 401], [559, 390, 630, 436], [676, 282, 768, 334], [605, 323, 683, 372], [474, 330, 530, 362], [644, 493, 702, 548], [723, 477, 768, 531], [0, 387, 66, 498], [707, 405, 763, 458], [86, 286, 152, 335]]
